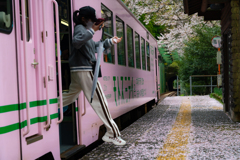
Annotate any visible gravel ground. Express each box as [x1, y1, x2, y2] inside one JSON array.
[[80, 96, 240, 160], [80, 97, 182, 160], [188, 95, 240, 160]]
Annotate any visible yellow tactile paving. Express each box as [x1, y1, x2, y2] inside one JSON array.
[[211, 106, 223, 110], [157, 98, 191, 160]]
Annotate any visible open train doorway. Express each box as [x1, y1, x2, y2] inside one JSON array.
[[54, 0, 78, 154]]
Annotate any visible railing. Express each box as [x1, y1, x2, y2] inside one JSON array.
[[190, 75, 218, 95], [21, 0, 30, 136], [52, 0, 63, 124], [177, 76, 179, 96]]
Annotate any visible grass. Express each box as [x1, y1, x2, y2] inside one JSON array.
[[209, 87, 223, 104], [210, 93, 223, 104]]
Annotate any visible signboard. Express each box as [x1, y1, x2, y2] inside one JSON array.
[[211, 36, 221, 48], [217, 51, 222, 64], [217, 74, 222, 87]]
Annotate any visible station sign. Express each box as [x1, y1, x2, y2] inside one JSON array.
[[211, 36, 221, 49]]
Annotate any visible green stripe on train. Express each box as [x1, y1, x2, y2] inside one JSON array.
[[0, 113, 58, 134], [0, 98, 58, 114]]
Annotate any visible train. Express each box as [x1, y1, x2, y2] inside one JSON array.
[[0, 0, 160, 159]]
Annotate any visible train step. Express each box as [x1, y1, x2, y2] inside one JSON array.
[[61, 145, 85, 160]]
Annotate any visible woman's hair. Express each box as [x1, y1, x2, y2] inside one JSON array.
[[73, 10, 93, 26]]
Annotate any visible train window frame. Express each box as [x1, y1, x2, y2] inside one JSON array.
[[135, 32, 141, 69], [127, 25, 134, 68], [141, 37, 146, 70], [116, 16, 126, 66], [0, 0, 13, 34], [146, 41, 150, 71], [101, 3, 115, 64]]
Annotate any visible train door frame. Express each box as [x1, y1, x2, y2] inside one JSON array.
[[155, 47, 160, 100], [0, 1, 22, 159], [56, 0, 84, 156]]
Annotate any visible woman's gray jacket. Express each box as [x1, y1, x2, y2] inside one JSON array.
[[69, 24, 113, 72]]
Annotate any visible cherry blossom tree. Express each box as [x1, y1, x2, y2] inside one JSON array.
[[122, 0, 220, 55]]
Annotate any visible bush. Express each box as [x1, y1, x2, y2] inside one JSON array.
[[214, 87, 222, 96]]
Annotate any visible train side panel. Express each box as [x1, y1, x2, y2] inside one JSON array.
[[0, 1, 21, 159], [73, 0, 159, 146]]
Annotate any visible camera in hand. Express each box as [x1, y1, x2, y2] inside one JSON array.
[[95, 18, 105, 30], [95, 18, 105, 25]]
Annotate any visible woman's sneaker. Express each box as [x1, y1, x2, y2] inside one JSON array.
[[102, 135, 126, 146]]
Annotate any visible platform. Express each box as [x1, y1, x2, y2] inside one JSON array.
[[80, 96, 240, 159]]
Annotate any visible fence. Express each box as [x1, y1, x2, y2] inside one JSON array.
[[190, 75, 218, 95]]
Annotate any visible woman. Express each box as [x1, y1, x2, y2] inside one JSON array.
[[60, 6, 126, 146]]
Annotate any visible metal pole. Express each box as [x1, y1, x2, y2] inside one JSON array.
[[177, 76, 179, 96], [190, 76, 192, 95], [211, 76, 212, 93]]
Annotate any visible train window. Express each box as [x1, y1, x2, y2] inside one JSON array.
[[127, 25, 134, 68], [146, 41, 150, 71], [116, 16, 126, 66], [19, 0, 30, 41], [135, 32, 141, 69], [101, 4, 114, 64], [141, 37, 146, 70], [0, 0, 13, 34]]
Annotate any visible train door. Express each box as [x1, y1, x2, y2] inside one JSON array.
[[15, 0, 60, 159]]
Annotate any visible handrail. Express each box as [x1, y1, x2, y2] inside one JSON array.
[[77, 98, 82, 144], [190, 75, 218, 77], [52, 0, 64, 124], [43, 0, 50, 129], [82, 97, 86, 116], [21, 0, 30, 136]]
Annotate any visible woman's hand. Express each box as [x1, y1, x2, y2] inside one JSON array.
[[112, 36, 122, 44], [92, 21, 104, 32]]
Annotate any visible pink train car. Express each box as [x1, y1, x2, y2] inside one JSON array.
[[0, 0, 160, 159]]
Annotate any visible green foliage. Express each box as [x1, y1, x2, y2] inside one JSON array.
[[178, 25, 221, 95], [171, 51, 180, 61], [173, 80, 177, 89], [210, 87, 223, 104], [159, 45, 180, 66], [167, 61, 179, 74], [210, 93, 223, 104], [139, 14, 166, 40], [158, 46, 172, 65], [214, 87, 222, 97]]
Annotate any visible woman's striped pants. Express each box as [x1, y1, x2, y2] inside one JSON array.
[[60, 71, 121, 138]]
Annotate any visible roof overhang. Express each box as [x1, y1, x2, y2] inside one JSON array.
[[183, 0, 228, 20]]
